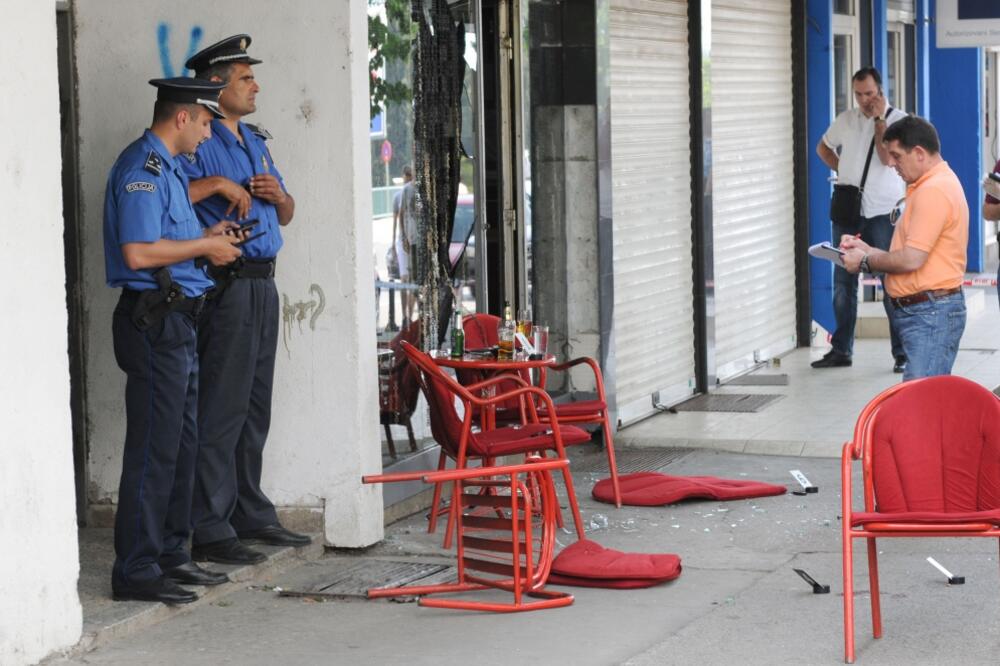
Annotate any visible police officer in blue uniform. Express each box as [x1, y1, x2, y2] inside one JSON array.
[[105, 78, 245, 604], [181, 35, 311, 565]]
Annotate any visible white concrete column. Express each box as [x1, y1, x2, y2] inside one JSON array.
[[75, 1, 381, 547], [0, 3, 83, 664]]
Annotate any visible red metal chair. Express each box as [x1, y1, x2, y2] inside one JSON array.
[[377, 321, 422, 458], [841, 375, 1000, 663], [462, 313, 623, 507], [401, 341, 590, 546], [363, 458, 574, 612]]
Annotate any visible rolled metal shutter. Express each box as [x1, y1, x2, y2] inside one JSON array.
[[711, 0, 797, 380], [608, 0, 694, 423]]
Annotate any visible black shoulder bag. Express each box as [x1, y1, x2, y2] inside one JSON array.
[[829, 108, 890, 231]]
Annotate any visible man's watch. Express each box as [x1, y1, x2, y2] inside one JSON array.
[[859, 254, 871, 273]]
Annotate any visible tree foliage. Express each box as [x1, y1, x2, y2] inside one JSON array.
[[369, 0, 415, 120]]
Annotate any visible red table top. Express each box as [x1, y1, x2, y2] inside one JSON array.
[[429, 350, 556, 371]]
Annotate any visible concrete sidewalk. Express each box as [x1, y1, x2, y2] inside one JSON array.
[[53, 447, 1000, 665]]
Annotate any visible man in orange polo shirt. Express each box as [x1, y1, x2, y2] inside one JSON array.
[[841, 116, 968, 381]]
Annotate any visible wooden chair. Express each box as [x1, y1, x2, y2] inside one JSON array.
[[363, 458, 574, 612], [401, 341, 591, 546], [841, 375, 1000, 663]]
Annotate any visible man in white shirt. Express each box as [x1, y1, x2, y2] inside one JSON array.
[[813, 67, 907, 372]]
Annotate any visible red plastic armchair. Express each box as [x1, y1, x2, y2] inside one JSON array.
[[377, 321, 422, 458], [401, 341, 591, 545], [363, 458, 574, 612], [462, 314, 622, 507], [460, 313, 525, 425], [841, 376, 1000, 663]]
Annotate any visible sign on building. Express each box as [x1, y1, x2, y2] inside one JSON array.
[[937, 0, 1000, 48]]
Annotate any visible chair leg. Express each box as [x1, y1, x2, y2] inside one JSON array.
[[866, 538, 882, 639], [600, 414, 622, 508], [558, 463, 586, 540], [384, 424, 398, 459], [405, 417, 418, 452], [844, 535, 855, 664], [427, 450, 448, 534]]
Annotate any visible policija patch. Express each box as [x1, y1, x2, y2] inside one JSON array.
[[125, 181, 157, 193]]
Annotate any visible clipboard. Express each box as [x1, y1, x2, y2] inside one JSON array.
[[808, 242, 845, 267]]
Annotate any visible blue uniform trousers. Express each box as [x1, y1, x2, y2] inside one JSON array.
[[111, 292, 199, 586], [192, 276, 280, 545]]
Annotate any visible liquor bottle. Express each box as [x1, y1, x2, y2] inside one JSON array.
[[498, 302, 515, 360], [450, 311, 464, 359]]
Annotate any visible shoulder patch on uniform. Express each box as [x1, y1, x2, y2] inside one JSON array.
[[144, 151, 162, 176], [125, 181, 156, 193], [182, 152, 197, 164], [245, 123, 272, 140]]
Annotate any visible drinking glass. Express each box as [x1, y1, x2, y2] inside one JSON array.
[[532, 324, 549, 357]]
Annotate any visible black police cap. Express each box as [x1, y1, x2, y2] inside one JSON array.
[[185, 34, 262, 75], [148, 77, 227, 118]]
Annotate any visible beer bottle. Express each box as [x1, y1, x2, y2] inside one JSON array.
[[498, 302, 515, 360], [450, 311, 464, 359]]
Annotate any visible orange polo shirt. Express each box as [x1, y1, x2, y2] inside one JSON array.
[[884, 161, 968, 298]]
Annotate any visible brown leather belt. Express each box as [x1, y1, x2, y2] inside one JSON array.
[[890, 286, 962, 308]]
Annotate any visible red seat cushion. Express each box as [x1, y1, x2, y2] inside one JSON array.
[[592, 472, 787, 506], [537, 399, 607, 418], [471, 424, 592, 458], [549, 538, 681, 589], [851, 509, 1000, 527]]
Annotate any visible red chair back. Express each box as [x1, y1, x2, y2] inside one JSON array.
[[463, 313, 500, 348], [868, 376, 1000, 513], [401, 341, 490, 459]]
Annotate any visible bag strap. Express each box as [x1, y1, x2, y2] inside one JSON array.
[[859, 106, 891, 193]]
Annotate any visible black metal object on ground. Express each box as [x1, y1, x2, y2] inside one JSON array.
[[278, 560, 455, 600], [726, 373, 789, 386], [673, 393, 784, 413], [572, 447, 694, 474]]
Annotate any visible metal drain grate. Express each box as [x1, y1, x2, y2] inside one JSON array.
[[573, 447, 693, 473], [279, 560, 455, 599], [673, 393, 783, 413], [725, 373, 789, 386]]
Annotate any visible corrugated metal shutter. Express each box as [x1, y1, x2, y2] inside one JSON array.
[[608, 0, 694, 422], [711, 0, 797, 380]]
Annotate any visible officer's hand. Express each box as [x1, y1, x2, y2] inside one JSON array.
[[842, 247, 865, 274], [205, 234, 243, 266], [248, 174, 287, 205], [216, 177, 252, 220], [204, 220, 241, 238]]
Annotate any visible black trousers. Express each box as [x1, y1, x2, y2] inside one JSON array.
[[112, 294, 198, 585], [192, 277, 280, 545]]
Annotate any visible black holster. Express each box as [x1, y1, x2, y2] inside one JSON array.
[[130, 268, 186, 331]]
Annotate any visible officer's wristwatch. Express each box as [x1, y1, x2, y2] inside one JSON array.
[[859, 254, 871, 274]]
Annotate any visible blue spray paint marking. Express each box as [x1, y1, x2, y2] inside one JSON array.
[[157, 23, 204, 77]]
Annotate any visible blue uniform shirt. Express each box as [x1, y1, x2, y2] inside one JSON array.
[[180, 119, 285, 259], [104, 130, 214, 297]]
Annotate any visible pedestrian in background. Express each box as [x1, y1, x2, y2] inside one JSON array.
[[814, 67, 907, 373]]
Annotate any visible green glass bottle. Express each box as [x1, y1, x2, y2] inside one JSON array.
[[450, 311, 464, 358]]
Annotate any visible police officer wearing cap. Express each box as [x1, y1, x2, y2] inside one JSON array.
[[181, 34, 310, 566], [104, 77, 245, 604]]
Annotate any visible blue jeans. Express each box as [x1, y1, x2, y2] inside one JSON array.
[[831, 215, 903, 359], [891, 291, 966, 381]]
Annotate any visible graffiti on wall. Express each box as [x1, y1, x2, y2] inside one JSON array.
[[157, 23, 203, 77], [282, 284, 326, 356]]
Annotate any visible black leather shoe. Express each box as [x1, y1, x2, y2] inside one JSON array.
[[192, 538, 267, 565], [811, 351, 853, 368], [164, 561, 230, 586], [893, 357, 907, 374], [237, 524, 313, 547], [113, 577, 198, 605]]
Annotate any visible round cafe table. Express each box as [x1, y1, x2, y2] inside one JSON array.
[[429, 350, 556, 430]]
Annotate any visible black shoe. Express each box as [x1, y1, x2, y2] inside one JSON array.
[[113, 577, 198, 605], [164, 561, 230, 586], [237, 524, 313, 547], [192, 538, 267, 565], [893, 357, 907, 374], [811, 351, 853, 368]]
